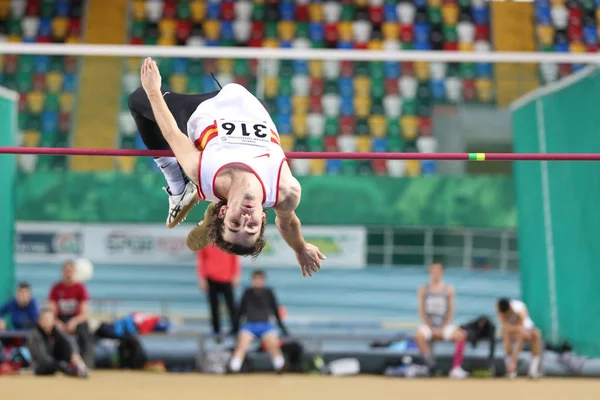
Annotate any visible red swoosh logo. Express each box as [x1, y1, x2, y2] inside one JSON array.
[[255, 153, 270, 159]]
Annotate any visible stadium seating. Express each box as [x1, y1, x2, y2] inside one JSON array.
[[2, 0, 85, 172], [122, 0, 495, 177], [536, 0, 595, 83]]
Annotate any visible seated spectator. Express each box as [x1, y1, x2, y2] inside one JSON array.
[[497, 298, 542, 379], [0, 282, 39, 331], [28, 308, 87, 377], [48, 261, 92, 363], [228, 270, 288, 374], [415, 262, 469, 379]]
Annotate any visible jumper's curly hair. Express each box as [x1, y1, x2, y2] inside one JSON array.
[[204, 200, 267, 259]]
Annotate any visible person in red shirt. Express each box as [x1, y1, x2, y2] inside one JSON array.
[[197, 244, 240, 335], [48, 261, 91, 363]]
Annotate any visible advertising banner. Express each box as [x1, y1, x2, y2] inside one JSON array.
[[15, 222, 83, 263]]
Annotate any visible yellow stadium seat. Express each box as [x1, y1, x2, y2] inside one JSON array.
[[216, 58, 233, 74], [292, 96, 309, 115], [356, 136, 371, 152], [338, 22, 353, 42], [159, 19, 176, 38], [596, 9, 600, 25], [458, 42, 474, 52], [354, 96, 371, 118], [292, 114, 307, 137], [369, 115, 386, 138], [27, 92, 45, 114], [52, 17, 68, 40], [170, 75, 188, 93], [551, 0, 565, 5], [308, 60, 323, 78], [368, 40, 384, 50], [354, 76, 371, 96], [46, 72, 64, 94], [309, 4, 324, 22], [262, 38, 279, 48], [203, 20, 220, 41], [0, 55, 4, 71], [127, 57, 142, 73], [442, 5, 459, 25], [23, 130, 41, 147], [570, 42, 586, 53], [66, 36, 80, 44], [428, 0, 442, 7], [309, 159, 326, 175], [59, 93, 75, 113], [537, 26, 554, 46], [382, 23, 398, 41], [401, 116, 419, 140], [405, 160, 421, 177], [0, 1, 9, 19], [190, 0, 206, 23], [354, 0, 368, 6], [264, 76, 279, 98], [414, 62, 429, 81], [116, 157, 137, 174], [278, 21, 295, 42], [279, 135, 295, 151], [132, 0, 146, 20], [157, 35, 176, 46], [475, 79, 493, 103], [8, 34, 21, 43]]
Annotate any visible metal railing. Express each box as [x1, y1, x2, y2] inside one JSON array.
[[367, 227, 518, 271]]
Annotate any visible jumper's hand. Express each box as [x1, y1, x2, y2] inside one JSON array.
[[141, 57, 162, 96], [295, 243, 325, 277]]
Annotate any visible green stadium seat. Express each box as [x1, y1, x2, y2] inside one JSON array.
[[386, 117, 401, 138], [176, 2, 191, 20], [16, 70, 32, 92], [324, 116, 339, 136], [341, 160, 358, 175], [49, 56, 64, 72], [45, 94, 59, 112]]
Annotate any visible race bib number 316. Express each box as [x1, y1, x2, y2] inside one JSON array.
[[217, 119, 271, 146]]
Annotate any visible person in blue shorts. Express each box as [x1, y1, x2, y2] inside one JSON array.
[[228, 270, 289, 373]]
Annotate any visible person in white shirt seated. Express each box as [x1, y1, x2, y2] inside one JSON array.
[[496, 298, 542, 378]]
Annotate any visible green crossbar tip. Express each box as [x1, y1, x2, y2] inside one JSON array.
[[468, 153, 486, 161]]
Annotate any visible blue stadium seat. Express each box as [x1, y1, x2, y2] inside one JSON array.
[[207, 3, 220, 19], [221, 21, 234, 41], [172, 58, 188, 74], [414, 22, 430, 43], [309, 22, 324, 41], [414, 0, 427, 8], [204, 39, 220, 47], [41, 111, 59, 134], [22, 36, 36, 43], [554, 42, 569, 52], [372, 138, 388, 152], [414, 40, 431, 50], [421, 160, 436, 176], [383, 4, 397, 21], [293, 60, 309, 76], [384, 62, 399, 79], [472, 6, 489, 25], [535, 7, 551, 25], [583, 25, 597, 45], [338, 77, 354, 97], [430, 79, 446, 101], [476, 63, 493, 78], [340, 98, 353, 116], [34, 55, 50, 73], [279, 2, 295, 21], [38, 17, 52, 37], [337, 41, 353, 49], [55, 0, 70, 17], [280, 40, 293, 48], [62, 74, 76, 92], [276, 114, 292, 133], [202, 76, 215, 92], [276, 95, 292, 116], [326, 159, 342, 175]]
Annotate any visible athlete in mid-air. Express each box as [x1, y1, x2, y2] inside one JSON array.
[[129, 58, 324, 277]]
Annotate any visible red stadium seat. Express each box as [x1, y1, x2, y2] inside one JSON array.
[[340, 60, 354, 77], [401, 62, 414, 76], [419, 117, 433, 136], [310, 95, 323, 113], [310, 78, 325, 96], [162, 1, 177, 19], [32, 73, 45, 91], [221, 2, 235, 21], [568, 7, 583, 26], [325, 23, 338, 43], [567, 24, 582, 42], [558, 64, 572, 78], [372, 160, 387, 175], [368, 5, 384, 25], [385, 78, 399, 95], [340, 116, 355, 135], [462, 78, 476, 102], [26, 0, 40, 16], [295, 4, 309, 21], [68, 18, 81, 37], [475, 24, 489, 41], [130, 37, 143, 45], [399, 24, 414, 43], [443, 41, 459, 51], [176, 20, 192, 42], [324, 136, 338, 151]]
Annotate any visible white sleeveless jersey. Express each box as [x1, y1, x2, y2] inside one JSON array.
[[186, 83, 287, 208]]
